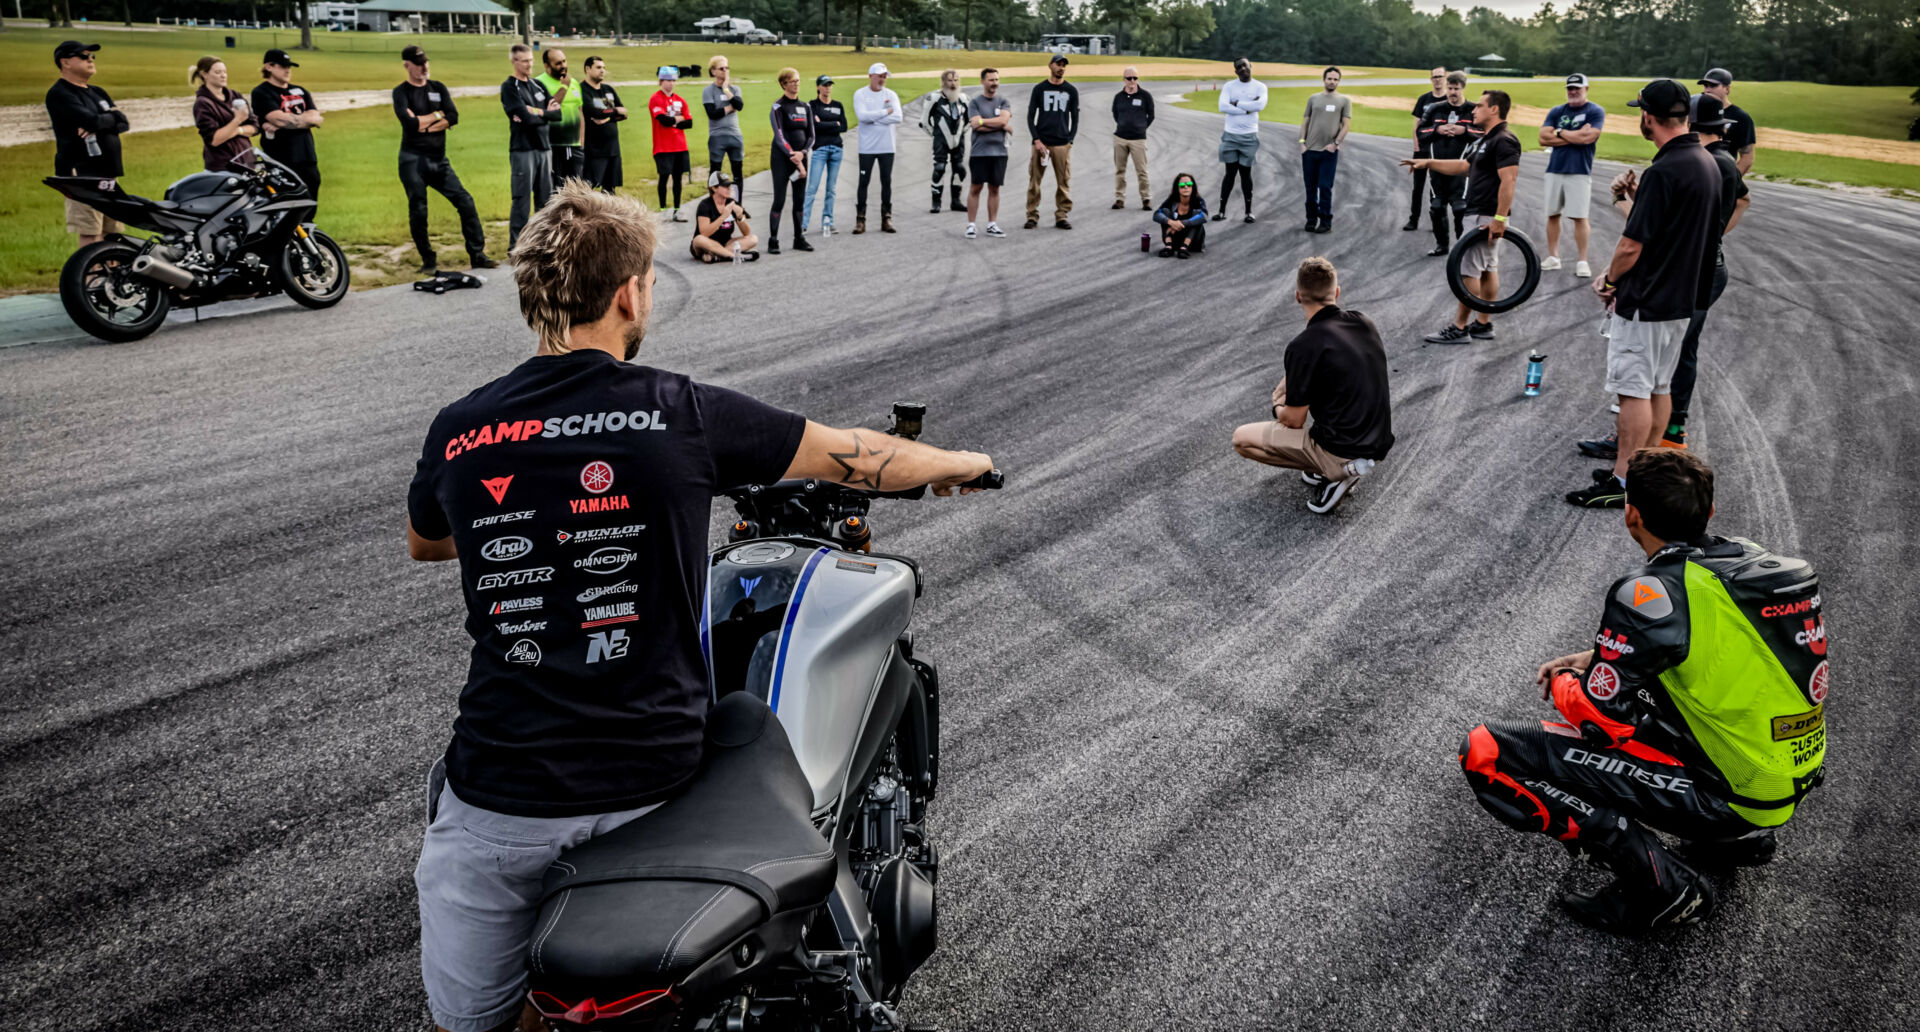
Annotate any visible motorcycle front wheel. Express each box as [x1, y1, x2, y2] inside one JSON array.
[[276, 228, 350, 309], [58, 239, 172, 343]]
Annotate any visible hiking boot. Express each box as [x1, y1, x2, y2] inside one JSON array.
[[1424, 324, 1474, 345], [1561, 873, 1714, 934], [1112, 199, 1126, 209], [853, 217, 867, 235], [881, 214, 896, 233], [952, 187, 967, 211], [1055, 219, 1072, 230], [1566, 475, 1627, 508], [1576, 432, 1619, 460]]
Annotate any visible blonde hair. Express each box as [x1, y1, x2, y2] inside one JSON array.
[[777, 66, 799, 86], [189, 55, 222, 88], [1297, 257, 1338, 303], [707, 54, 729, 77], [511, 181, 659, 354]]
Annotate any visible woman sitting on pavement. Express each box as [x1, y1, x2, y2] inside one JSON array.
[[691, 170, 760, 263], [1152, 172, 1208, 258]]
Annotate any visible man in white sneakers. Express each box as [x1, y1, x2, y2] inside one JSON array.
[[964, 68, 1013, 239], [853, 62, 901, 234], [1216, 57, 1267, 223], [1538, 73, 1605, 276]]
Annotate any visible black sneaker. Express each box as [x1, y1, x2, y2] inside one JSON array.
[[1566, 476, 1627, 508], [1679, 829, 1778, 870], [1468, 321, 1494, 340], [1303, 218, 1318, 232], [1211, 212, 1227, 222], [792, 236, 814, 252], [417, 260, 438, 276], [1301, 470, 1328, 487], [1112, 199, 1126, 210], [1661, 425, 1689, 448], [1023, 218, 1039, 229], [1576, 432, 1619, 460], [1056, 219, 1072, 230], [1423, 324, 1473, 345], [1403, 215, 1420, 231], [1426, 244, 1449, 257], [768, 238, 781, 255], [1307, 476, 1358, 514], [1315, 218, 1331, 233], [468, 254, 498, 270], [1561, 874, 1714, 934]]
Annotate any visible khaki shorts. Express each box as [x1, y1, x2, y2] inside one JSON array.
[[1543, 172, 1592, 219], [1234, 421, 1355, 482], [65, 195, 122, 236], [1461, 214, 1504, 278], [1604, 312, 1689, 398]]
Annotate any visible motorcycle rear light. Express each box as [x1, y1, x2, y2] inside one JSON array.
[[529, 988, 672, 1024]]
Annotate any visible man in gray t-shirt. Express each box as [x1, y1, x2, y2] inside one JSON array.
[[1298, 66, 1352, 232], [702, 56, 746, 185], [963, 69, 1015, 237]]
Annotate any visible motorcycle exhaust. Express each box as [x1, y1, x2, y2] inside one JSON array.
[[130, 254, 196, 289]]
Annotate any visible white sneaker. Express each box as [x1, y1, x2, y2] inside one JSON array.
[[1541, 256, 1562, 271], [1576, 260, 1592, 278], [965, 223, 976, 239], [822, 222, 834, 237], [985, 222, 1004, 237]]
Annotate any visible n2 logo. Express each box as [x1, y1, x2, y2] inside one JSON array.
[[587, 629, 630, 663]]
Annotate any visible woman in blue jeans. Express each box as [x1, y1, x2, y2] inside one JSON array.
[[804, 75, 846, 235], [1152, 172, 1208, 257]]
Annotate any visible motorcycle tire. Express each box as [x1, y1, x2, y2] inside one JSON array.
[[1446, 225, 1541, 315], [276, 228, 350, 309], [57, 239, 172, 344]]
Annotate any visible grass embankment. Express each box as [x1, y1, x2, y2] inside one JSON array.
[[1182, 82, 1920, 193]]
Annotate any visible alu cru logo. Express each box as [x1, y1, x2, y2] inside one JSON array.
[[472, 509, 535, 529], [581, 601, 638, 628], [477, 566, 554, 591], [575, 546, 635, 576], [581, 460, 615, 494], [482, 475, 514, 504], [489, 596, 543, 615], [480, 535, 534, 562], [576, 580, 637, 603], [505, 639, 542, 665], [443, 410, 668, 461]]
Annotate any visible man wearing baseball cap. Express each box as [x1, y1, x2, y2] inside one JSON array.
[[393, 45, 495, 275], [1025, 53, 1079, 230], [1537, 73, 1604, 277], [252, 48, 325, 203], [45, 41, 128, 249], [1566, 79, 1721, 509], [852, 62, 901, 234], [1696, 68, 1755, 174]]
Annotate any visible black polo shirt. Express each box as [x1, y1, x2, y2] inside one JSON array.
[[1283, 306, 1395, 462], [1410, 89, 1446, 155], [1461, 122, 1521, 216], [1616, 133, 1720, 322]]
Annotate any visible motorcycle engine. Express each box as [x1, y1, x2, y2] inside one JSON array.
[[855, 751, 938, 992]]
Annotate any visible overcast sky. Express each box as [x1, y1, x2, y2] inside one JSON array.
[[1410, 0, 1549, 16]]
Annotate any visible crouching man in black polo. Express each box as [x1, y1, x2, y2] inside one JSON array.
[[1232, 257, 1395, 514]]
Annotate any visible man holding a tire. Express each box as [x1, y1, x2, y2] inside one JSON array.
[[1405, 89, 1520, 344]]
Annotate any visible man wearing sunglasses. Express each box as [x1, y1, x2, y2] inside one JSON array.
[[1406, 66, 1448, 232], [1111, 67, 1154, 211], [45, 40, 128, 248], [1539, 73, 1605, 277]]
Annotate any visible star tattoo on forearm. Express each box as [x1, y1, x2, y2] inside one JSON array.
[[829, 431, 896, 491]]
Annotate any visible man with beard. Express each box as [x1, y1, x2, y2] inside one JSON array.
[[406, 180, 995, 1032], [922, 68, 970, 214], [578, 56, 627, 193], [1413, 71, 1480, 256]]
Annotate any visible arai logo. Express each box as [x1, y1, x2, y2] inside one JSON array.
[[481, 535, 534, 562]]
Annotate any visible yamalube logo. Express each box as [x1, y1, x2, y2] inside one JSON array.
[[481, 535, 534, 562], [581, 601, 638, 628], [505, 639, 542, 666], [575, 546, 636, 576]]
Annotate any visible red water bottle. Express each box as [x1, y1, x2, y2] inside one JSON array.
[[1140, 232, 1150, 252]]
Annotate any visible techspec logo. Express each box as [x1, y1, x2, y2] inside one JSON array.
[[480, 535, 534, 562], [497, 620, 547, 634], [576, 580, 637, 603], [586, 629, 630, 663], [581, 601, 638, 629], [444, 411, 668, 460], [489, 596, 542, 615], [505, 639, 542, 666], [473, 510, 535, 529], [557, 524, 645, 546], [574, 547, 635, 576], [477, 566, 554, 591], [482, 475, 514, 504]]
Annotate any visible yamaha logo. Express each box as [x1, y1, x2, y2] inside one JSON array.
[[481, 535, 534, 562]]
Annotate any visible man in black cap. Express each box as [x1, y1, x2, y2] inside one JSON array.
[[1696, 69, 1755, 174], [1565, 79, 1720, 509], [393, 45, 495, 275], [252, 48, 324, 202], [45, 41, 128, 249]]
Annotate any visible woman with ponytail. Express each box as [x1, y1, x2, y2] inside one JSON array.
[[190, 56, 258, 172]]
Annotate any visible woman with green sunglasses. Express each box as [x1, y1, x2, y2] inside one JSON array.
[[1152, 172, 1208, 258]]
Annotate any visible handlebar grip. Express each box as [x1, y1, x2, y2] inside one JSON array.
[[960, 469, 1004, 490]]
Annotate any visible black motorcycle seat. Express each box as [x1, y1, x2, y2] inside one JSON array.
[[529, 693, 836, 986]]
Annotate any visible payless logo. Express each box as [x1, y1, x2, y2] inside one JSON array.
[[1795, 616, 1828, 656], [482, 475, 514, 504], [489, 596, 542, 615], [586, 629, 630, 663]]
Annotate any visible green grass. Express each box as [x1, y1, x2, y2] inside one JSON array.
[[1182, 87, 1920, 192]]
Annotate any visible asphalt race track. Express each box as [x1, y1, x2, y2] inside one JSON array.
[[4, 86, 1918, 1032]]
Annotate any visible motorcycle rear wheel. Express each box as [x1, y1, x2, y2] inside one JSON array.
[[276, 228, 350, 309], [58, 239, 172, 343]]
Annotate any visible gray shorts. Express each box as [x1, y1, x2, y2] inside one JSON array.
[[1461, 214, 1504, 278], [415, 779, 658, 1032], [709, 135, 745, 167], [1604, 312, 1689, 398], [1219, 132, 1261, 165]]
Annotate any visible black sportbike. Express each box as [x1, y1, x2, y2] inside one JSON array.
[[44, 152, 348, 343]]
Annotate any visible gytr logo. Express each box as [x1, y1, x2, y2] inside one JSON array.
[[477, 567, 554, 591], [481, 535, 534, 562], [586, 628, 631, 663], [739, 575, 762, 596]]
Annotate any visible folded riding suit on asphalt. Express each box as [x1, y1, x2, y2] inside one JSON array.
[[923, 87, 969, 210], [1460, 537, 1827, 924]]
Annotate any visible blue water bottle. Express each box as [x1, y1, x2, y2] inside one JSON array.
[[1525, 352, 1547, 396]]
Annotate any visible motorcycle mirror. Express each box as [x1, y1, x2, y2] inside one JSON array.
[[889, 402, 926, 440]]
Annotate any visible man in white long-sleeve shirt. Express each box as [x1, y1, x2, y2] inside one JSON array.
[[1216, 58, 1267, 223], [853, 62, 902, 234]]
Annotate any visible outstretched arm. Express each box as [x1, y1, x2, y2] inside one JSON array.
[[783, 421, 992, 495]]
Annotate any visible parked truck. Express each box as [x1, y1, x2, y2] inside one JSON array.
[[695, 15, 779, 43]]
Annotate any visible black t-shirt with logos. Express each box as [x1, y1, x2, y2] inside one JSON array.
[[1410, 89, 1446, 155], [250, 80, 319, 164], [695, 196, 737, 246], [1617, 133, 1721, 322], [580, 82, 623, 156], [408, 350, 805, 817], [1462, 122, 1522, 216], [1283, 306, 1395, 462]]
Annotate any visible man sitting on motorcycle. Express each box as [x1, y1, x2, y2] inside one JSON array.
[[1458, 448, 1827, 933], [404, 180, 993, 1032]]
